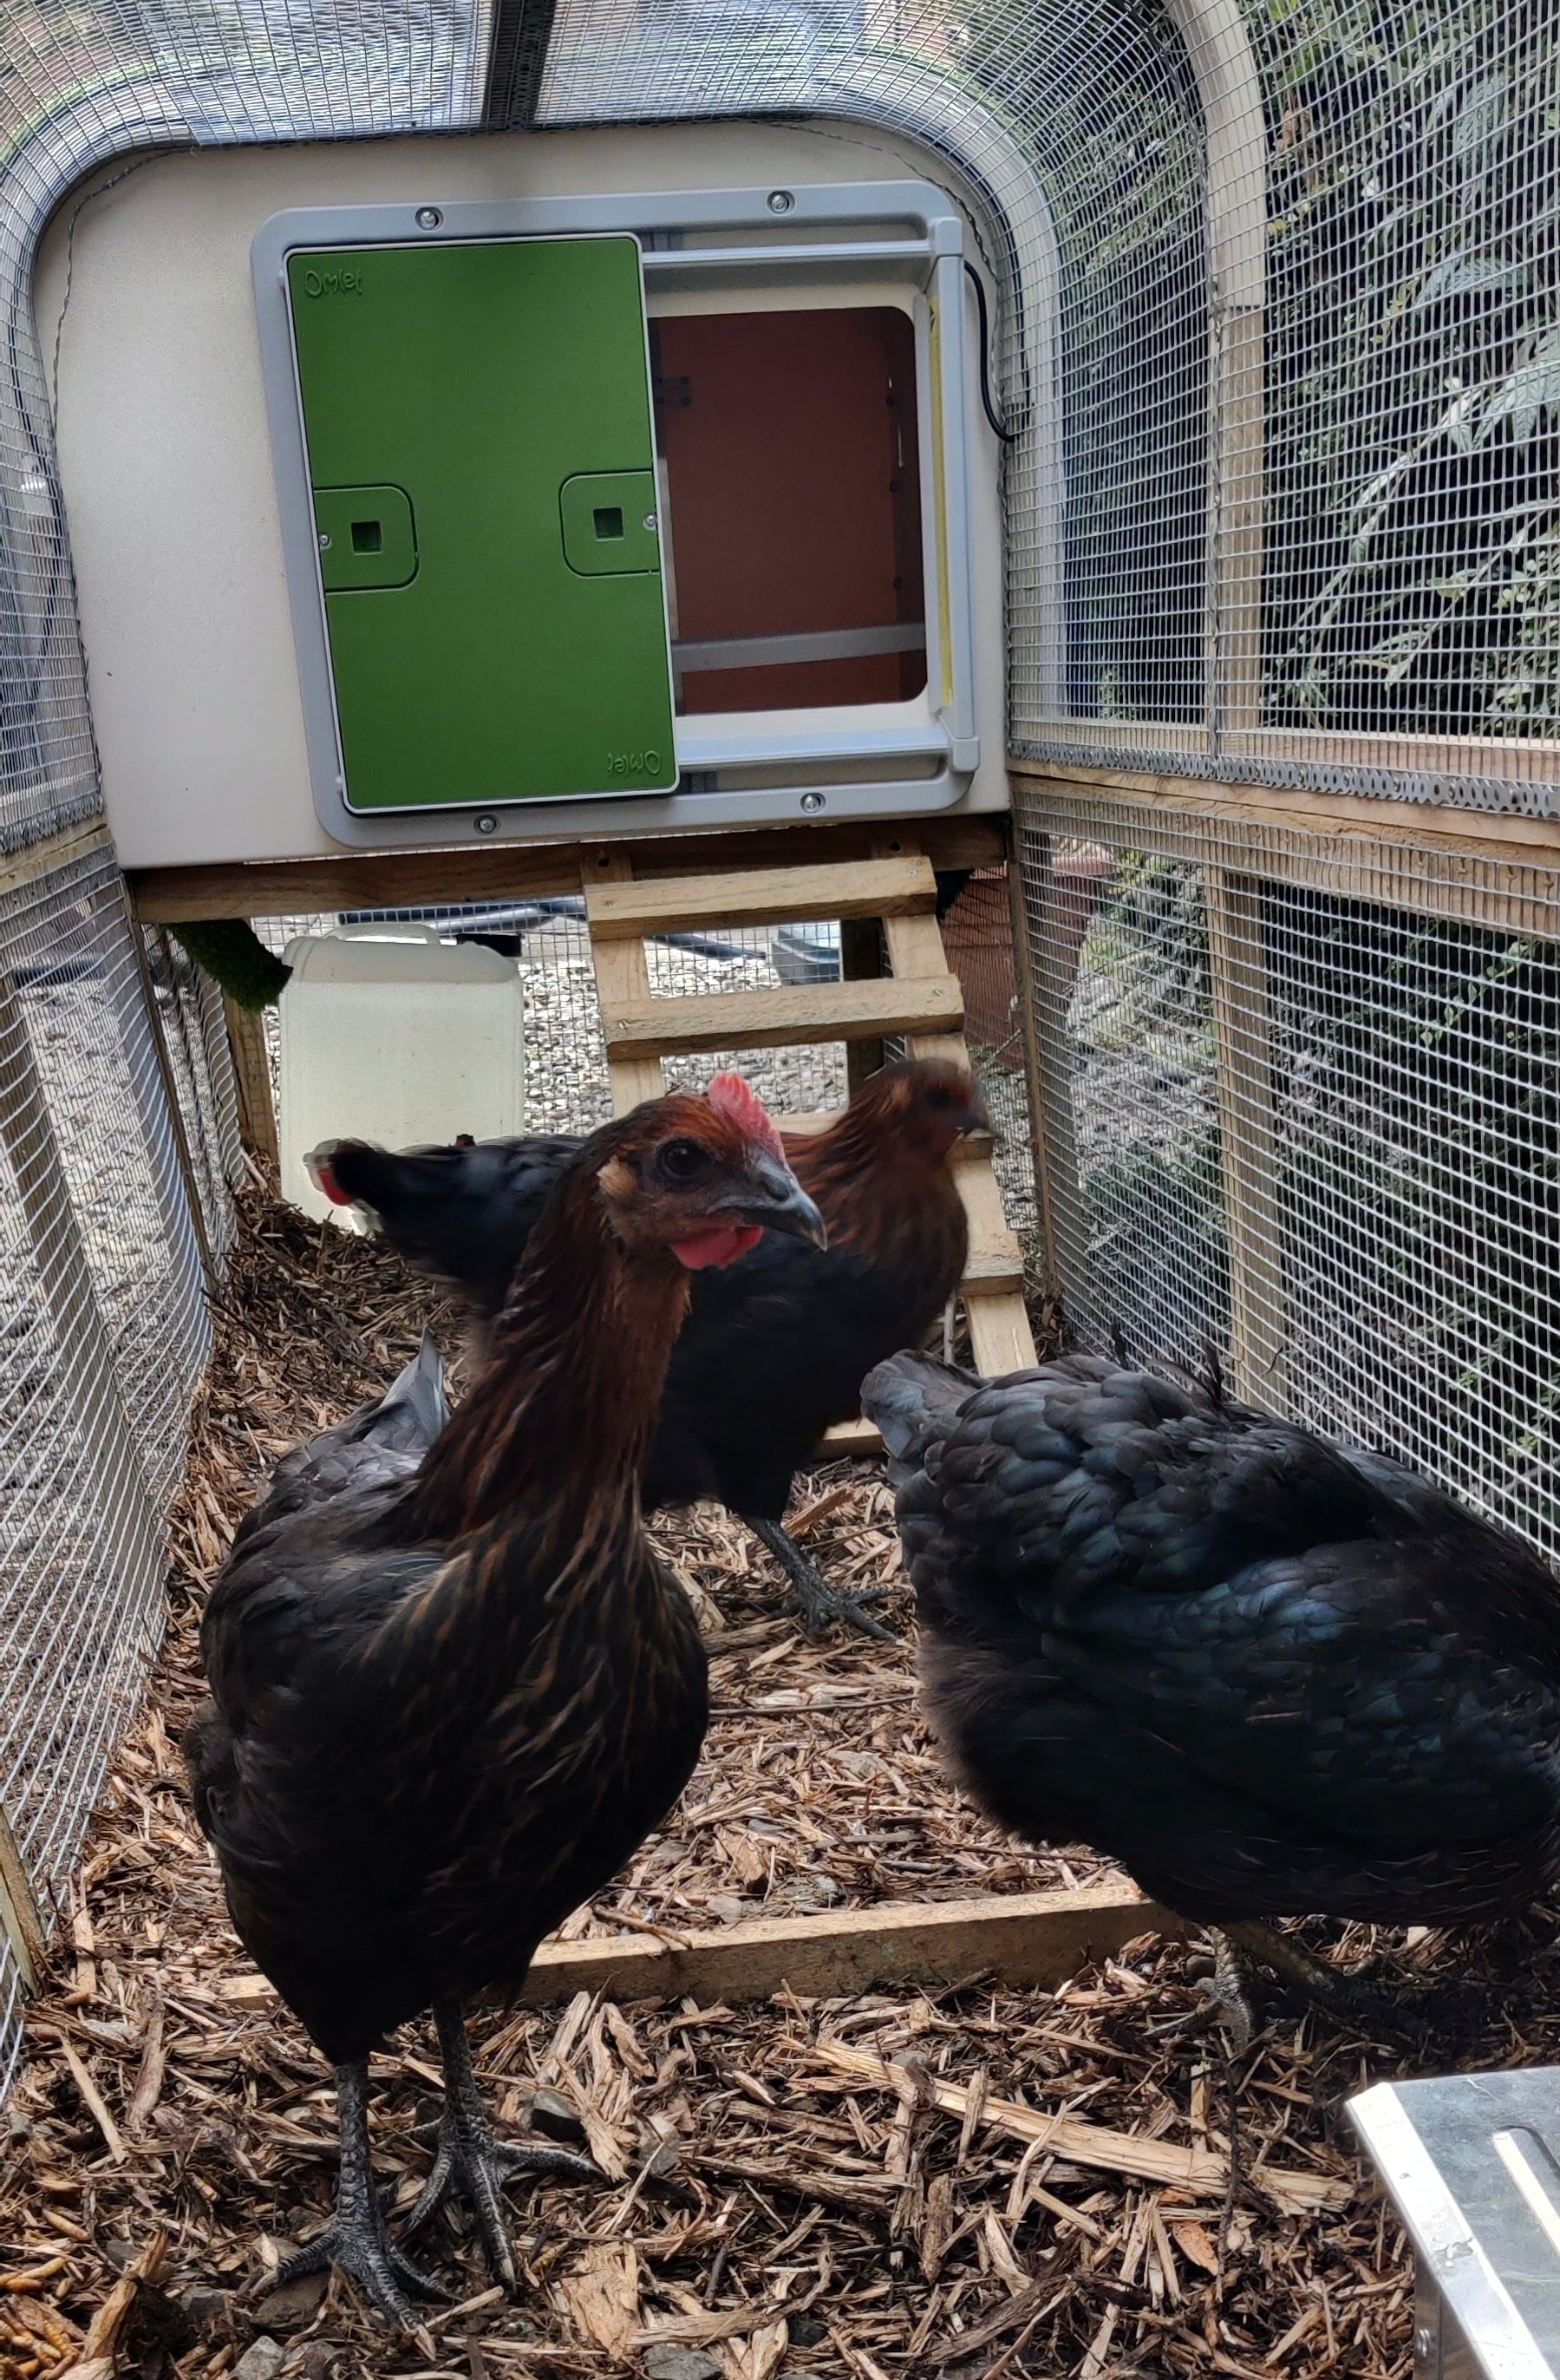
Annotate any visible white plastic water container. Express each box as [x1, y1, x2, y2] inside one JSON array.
[[278, 921, 524, 1225]]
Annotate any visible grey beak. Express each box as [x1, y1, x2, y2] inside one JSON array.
[[721, 1154, 828, 1250]]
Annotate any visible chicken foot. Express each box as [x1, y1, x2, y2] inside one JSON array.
[[747, 1516, 897, 1643], [1221, 1919, 1381, 2027], [272, 2058, 447, 2330], [1182, 1929, 1262, 2053], [401, 2004, 604, 2289]]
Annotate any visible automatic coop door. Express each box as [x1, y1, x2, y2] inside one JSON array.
[[284, 233, 676, 813], [257, 184, 982, 848]]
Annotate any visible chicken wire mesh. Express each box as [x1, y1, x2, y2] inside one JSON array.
[[0, 849, 238, 2091], [1015, 780, 1560, 1562]]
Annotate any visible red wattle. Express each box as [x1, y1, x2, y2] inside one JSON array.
[[671, 1223, 764, 1270], [314, 1163, 353, 1206]]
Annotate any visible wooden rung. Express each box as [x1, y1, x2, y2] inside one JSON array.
[[963, 1252, 1027, 1295], [819, 1416, 883, 1458], [585, 855, 937, 938], [967, 1291, 1037, 1379], [601, 974, 964, 1061]]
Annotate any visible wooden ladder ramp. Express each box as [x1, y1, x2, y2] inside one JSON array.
[[583, 842, 1036, 1440]]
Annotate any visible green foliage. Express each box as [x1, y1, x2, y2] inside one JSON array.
[[170, 919, 290, 1011], [1251, 0, 1560, 735]]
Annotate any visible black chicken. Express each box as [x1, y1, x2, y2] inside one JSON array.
[[863, 1349, 1560, 2030], [186, 1076, 824, 2323], [308, 1058, 983, 1639]]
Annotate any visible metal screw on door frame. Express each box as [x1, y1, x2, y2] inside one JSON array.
[[474, 814, 499, 835], [415, 206, 443, 230], [643, 513, 658, 532], [800, 790, 826, 812], [767, 189, 795, 214], [318, 532, 332, 549]]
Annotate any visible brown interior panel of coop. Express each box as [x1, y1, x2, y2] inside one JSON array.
[[653, 307, 926, 714]]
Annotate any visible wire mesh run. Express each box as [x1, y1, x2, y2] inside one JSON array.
[[1015, 780, 1560, 1561], [0, 852, 238, 2095]]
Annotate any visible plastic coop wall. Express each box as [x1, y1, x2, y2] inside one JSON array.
[[3, 0, 1560, 2091]]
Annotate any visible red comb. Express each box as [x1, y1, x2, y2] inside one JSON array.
[[706, 1072, 786, 1161]]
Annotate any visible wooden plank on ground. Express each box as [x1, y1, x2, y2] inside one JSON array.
[[522, 1883, 1183, 2006], [602, 973, 963, 1061], [586, 856, 936, 938]]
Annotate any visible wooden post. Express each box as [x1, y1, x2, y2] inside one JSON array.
[[127, 921, 217, 1290], [1204, 866, 1289, 1408], [878, 836, 1035, 1376], [1161, 0, 1267, 743], [588, 851, 667, 1115], [1006, 825, 1088, 1314], [1004, 830, 1062, 1298], [222, 993, 278, 1167]]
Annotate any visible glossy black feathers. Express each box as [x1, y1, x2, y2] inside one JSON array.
[[315, 1075, 970, 1527], [187, 1118, 720, 2066], [863, 1350, 1560, 1926]]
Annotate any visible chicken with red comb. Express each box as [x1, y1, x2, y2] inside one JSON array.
[[186, 1087, 821, 2324], [307, 1056, 984, 1639]]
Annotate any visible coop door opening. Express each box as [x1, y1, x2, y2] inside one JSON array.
[[652, 309, 926, 716]]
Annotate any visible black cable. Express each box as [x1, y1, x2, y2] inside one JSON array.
[[964, 258, 1020, 443]]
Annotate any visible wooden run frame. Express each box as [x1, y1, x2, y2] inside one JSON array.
[[1008, 756, 1560, 1405]]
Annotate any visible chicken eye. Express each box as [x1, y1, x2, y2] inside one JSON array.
[[658, 1138, 715, 1185]]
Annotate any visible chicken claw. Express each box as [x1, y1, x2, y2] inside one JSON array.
[[273, 2060, 449, 2329], [1222, 1919, 1387, 2029], [1173, 1929, 1262, 2052], [401, 2007, 604, 2289], [748, 1518, 897, 1643]]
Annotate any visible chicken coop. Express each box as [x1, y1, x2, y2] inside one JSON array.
[[4, 0, 1560, 2350]]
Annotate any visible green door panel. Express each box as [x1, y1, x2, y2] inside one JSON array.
[[560, 471, 661, 575], [315, 485, 418, 591], [285, 236, 676, 811]]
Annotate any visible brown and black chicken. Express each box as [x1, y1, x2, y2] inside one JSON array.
[[863, 1349, 1560, 2037], [308, 1057, 983, 1639], [186, 1078, 824, 2324]]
